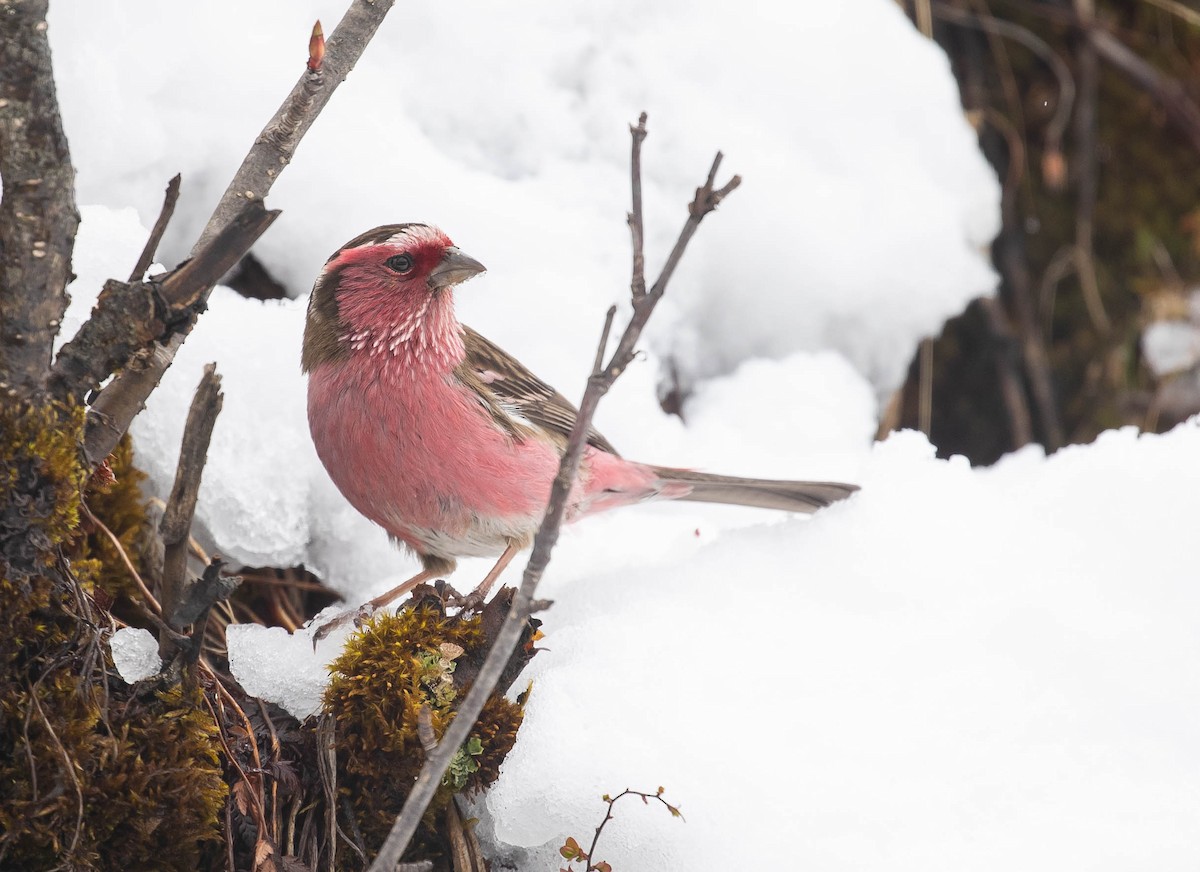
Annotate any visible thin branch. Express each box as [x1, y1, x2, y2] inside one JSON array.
[[128, 174, 181, 282], [627, 113, 648, 300], [51, 202, 279, 402], [193, 9, 388, 253], [366, 117, 740, 872], [82, 340, 178, 467], [159, 365, 223, 641], [570, 788, 682, 872], [0, 0, 80, 395], [76, 0, 396, 464]]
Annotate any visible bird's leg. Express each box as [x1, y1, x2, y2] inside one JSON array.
[[311, 567, 439, 645], [452, 542, 520, 611]]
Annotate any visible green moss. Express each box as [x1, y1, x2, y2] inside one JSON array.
[[0, 400, 89, 581], [325, 602, 525, 868]]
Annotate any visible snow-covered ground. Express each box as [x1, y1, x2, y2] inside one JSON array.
[[50, 1, 1200, 869]]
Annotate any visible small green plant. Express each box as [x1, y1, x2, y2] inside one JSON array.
[[559, 786, 684, 872]]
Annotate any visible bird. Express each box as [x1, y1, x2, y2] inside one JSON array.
[[303, 223, 858, 615]]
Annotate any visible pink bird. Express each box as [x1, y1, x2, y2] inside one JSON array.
[[303, 224, 857, 611]]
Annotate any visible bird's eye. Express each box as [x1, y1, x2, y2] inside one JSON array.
[[385, 254, 414, 274]]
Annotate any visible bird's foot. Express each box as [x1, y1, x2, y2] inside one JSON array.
[[311, 602, 377, 648]]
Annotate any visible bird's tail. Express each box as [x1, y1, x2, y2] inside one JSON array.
[[650, 466, 858, 514]]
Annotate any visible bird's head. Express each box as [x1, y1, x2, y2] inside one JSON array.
[[302, 223, 486, 374]]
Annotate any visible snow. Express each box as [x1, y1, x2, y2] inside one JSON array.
[[44, 1, 1200, 870], [108, 627, 162, 684], [1143, 289, 1200, 376], [226, 609, 355, 721]]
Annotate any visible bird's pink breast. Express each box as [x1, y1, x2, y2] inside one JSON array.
[[307, 357, 564, 557]]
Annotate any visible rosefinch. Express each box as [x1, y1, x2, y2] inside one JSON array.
[[304, 224, 857, 610]]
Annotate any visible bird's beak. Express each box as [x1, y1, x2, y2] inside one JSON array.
[[427, 246, 486, 290]]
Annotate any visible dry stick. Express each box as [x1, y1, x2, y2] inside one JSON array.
[[80, 1, 395, 462], [366, 126, 740, 872], [159, 364, 224, 659], [0, 0, 79, 396], [57, 202, 279, 410], [627, 113, 648, 300], [128, 174, 182, 282]]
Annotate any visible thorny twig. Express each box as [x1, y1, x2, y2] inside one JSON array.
[[366, 115, 740, 872]]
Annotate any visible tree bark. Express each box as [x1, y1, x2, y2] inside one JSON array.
[[0, 0, 79, 395]]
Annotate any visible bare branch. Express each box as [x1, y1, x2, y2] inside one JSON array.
[[366, 118, 740, 872], [82, 339, 178, 467], [0, 0, 80, 395], [129, 174, 181, 283], [193, 3, 393, 254], [51, 201, 279, 401], [627, 112, 648, 300], [159, 364, 223, 638], [77, 0, 396, 464]]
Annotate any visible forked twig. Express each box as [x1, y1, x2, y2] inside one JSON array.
[[366, 116, 740, 872]]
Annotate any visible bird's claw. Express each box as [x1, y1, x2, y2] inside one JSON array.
[[310, 602, 377, 648]]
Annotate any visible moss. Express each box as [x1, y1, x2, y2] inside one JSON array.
[[0, 399, 89, 582], [325, 601, 526, 868], [72, 435, 155, 601], [0, 400, 225, 870]]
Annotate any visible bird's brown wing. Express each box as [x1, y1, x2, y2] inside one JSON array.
[[456, 325, 619, 455]]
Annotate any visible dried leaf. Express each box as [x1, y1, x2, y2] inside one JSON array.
[[254, 836, 275, 869]]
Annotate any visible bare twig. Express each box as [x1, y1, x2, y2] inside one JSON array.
[[128, 174, 182, 282], [159, 365, 223, 647], [77, 0, 396, 464], [194, 9, 388, 252], [366, 117, 740, 872], [627, 112, 648, 300], [80, 502, 161, 614], [82, 341, 177, 466], [0, 0, 80, 395], [52, 202, 279, 403], [560, 787, 683, 871]]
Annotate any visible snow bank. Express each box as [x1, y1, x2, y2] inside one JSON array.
[[43, 3, 1193, 871], [48, 0, 998, 404]]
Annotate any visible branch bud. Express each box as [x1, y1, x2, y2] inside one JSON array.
[[307, 21, 325, 72]]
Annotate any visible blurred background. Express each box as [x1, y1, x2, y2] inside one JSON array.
[[889, 0, 1200, 464]]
